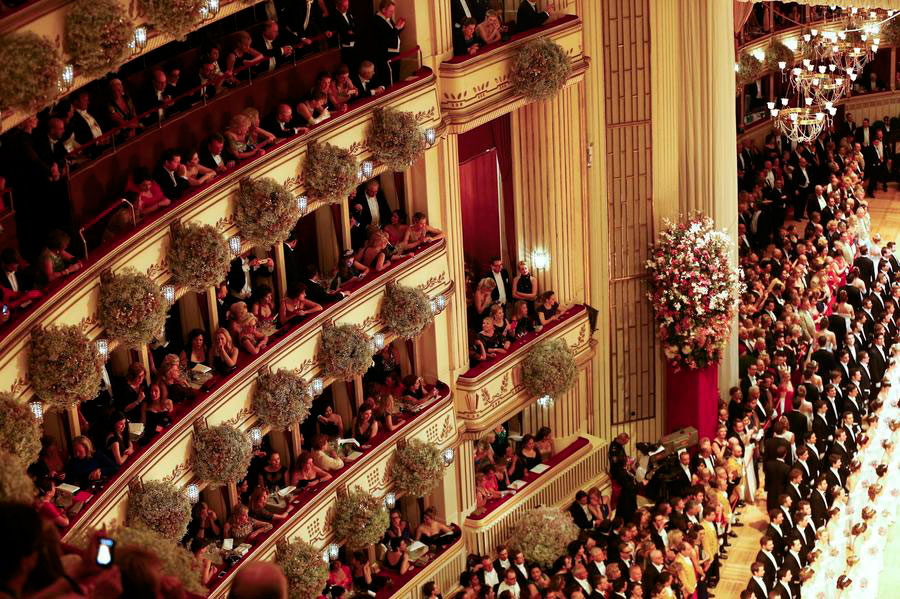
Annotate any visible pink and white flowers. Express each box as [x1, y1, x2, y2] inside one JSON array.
[[646, 216, 740, 371]]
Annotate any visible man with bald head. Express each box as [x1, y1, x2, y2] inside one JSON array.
[[228, 561, 288, 599]]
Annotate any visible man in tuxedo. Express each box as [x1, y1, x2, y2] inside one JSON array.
[[452, 0, 487, 27], [755, 536, 779, 588], [642, 550, 665, 594], [276, 0, 327, 48], [199, 134, 234, 174], [867, 135, 891, 195], [785, 469, 805, 506], [331, 0, 359, 68], [747, 561, 771, 599], [477, 555, 500, 589], [764, 445, 791, 512], [792, 445, 813, 485], [136, 69, 173, 127], [264, 104, 307, 139], [810, 335, 836, 378], [69, 90, 106, 148], [517, 0, 554, 32], [33, 117, 68, 174], [649, 512, 668, 551], [855, 245, 876, 285], [810, 476, 830, 528], [587, 546, 606, 579], [484, 257, 513, 306], [352, 178, 391, 229], [352, 61, 385, 98], [301, 264, 344, 305], [373, 0, 406, 87], [569, 491, 595, 530], [766, 510, 787, 558], [153, 149, 189, 199], [825, 454, 846, 492], [184, 59, 223, 105], [0, 249, 39, 309], [856, 117, 874, 146], [254, 20, 294, 73]]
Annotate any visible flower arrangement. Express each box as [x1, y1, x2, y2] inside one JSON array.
[[139, 0, 206, 41], [509, 506, 579, 568], [235, 177, 302, 249], [331, 488, 390, 549], [883, 17, 900, 46], [64, 0, 132, 77], [510, 38, 571, 101], [302, 142, 359, 204], [125, 480, 192, 541], [390, 439, 445, 497], [167, 222, 231, 291], [252, 369, 312, 430], [764, 39, 794, 72], [98, 268, 168, 348], [736, 51, 763, 87], [381, 282, 433, 340], [645, 216, 740, 371], [0, 393, 41, 466], [367, 108, 427, 172], [275, 538, 329, 599], [29, 324, 104, 410], [0, 452, 35, 502], [192, 424, 252, 485], [0, 32, 62, 113], [522, 339, 577, 399], [318, 323, 374, 381]]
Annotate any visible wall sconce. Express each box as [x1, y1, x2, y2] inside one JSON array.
[[442, 447, 455, 466], [434, 295, 446, 313], [322, 549, 330, 563], [199, 4, 209, 19], [424, 128, 436, 146], [162, 285, 176, 305], [327, 543, 340, 560], [537, 395, 554, 408], [96, 339, 109, 360], [310, 378, 323, 396], [733, 62, 739, 73], [248, 426, 262, 447], [777, 61, 786, 70], [207, 0, 220, 16], [228, 236, 242, 256], [383, 492, 396, 509], [133, 26, 148, 51], [372, 333, 384, 351], [296, 195, 308, 215], [29, 400, 43, 423], [361, 161, 373, 180], [59, 64, 74, 92], [531, 248, 551, 270], [185, 483, 200, 504]]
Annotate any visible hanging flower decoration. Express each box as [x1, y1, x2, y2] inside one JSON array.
[[192, 424, 253, 486], [330, 488, 390, 549], [736, 50, 763, 87], [0, 32, 62, 113], [98, 267, 168, 348], [645, 215, 740, 371], [235, 177, 302, 249], [29, 324, 104, 410], [302, 142, 359, 204], [167, 222, 231, 291], [381, 282, 433, 340], [764, 39, 794, 72], [64, 0, 132, 76], [318, 323, 374, 381], [509, 506, 579, 568], [390, 439, 445, 497], [367, 108, 427, 171], [510, 37, 571, 101], [0, 393, 42, 465], [139, 0, 206, 41], [0, 452, 35, 502], [275, 539, 329, 599], [252, 369, 312, 430], [522, 339, 577, 399], [126, 479, 192, 541]]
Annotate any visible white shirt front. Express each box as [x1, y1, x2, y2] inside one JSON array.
[[303, 0, 313, 31], [379, 14, 401, 52], [365, 193, 381, 226], [483, 568, 499, 587], [5, 270, 18, 293], [491, 270, 508, 304], [77, 109, 103, 138]]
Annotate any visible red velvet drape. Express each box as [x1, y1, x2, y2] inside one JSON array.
[[459, 150, 502, 274]]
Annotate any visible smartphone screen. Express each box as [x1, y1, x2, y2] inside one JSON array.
[[96, 538, 115, 568]]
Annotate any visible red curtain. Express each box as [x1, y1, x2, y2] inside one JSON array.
[[459, 150, 502, 275]]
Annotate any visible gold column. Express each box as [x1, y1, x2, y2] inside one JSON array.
[[510, 84, 589, 306], [650, 0, 739, 395], [454, 439, 477, 519], [315, 205, 340, 275]]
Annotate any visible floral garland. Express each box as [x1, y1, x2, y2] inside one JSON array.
[[510, 38, 571, 101], [331, 488, 390, 549], [645, 216, 740, 371], [302, 142, 359, 204], [0, 32, 62, 113], [764, 39, 794, 72], [29, 324, 104, 410], [510, 506, 579, 568], [64, 0, 132, 77], [139, 0, 206, 41], [252, 369, 312, 430], [0, 393, 41, 466], [275, 539, 329, 599], [367, 108, 427, 172], [883, 17, 900, 46], [522, 339, 577, 399], [390, 439, 445, 498], [125, 479, 192, 541], [736, 50, 763, 87], [318, 323, 374, 381], [192, 424, 252, 486], [0, 452, 35, 502], [381, 282, 433, 340], [235, 177, 302, 249], [98, 268, 168, 348], [167, 222, 231, 291]]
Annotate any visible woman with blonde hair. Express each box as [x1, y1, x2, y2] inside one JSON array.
[[224, 114, 265, 161], [236, 310, 269, 354], [224, 503, 271, 543], [210, 327, 240, 372], [223, 31, 264, 83], [469, 278, 496, 329], [241, 107, 276, 150]]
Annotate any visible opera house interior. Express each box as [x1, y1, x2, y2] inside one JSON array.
[[5, 0, 900, 598]]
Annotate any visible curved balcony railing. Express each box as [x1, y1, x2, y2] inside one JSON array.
[[60, 237, 453, 539]]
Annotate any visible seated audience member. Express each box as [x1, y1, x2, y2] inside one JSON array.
[[384, 537, 411, 574], [314, 403, 344, 440], [105, 411, 134, 466], [185, 58, 224, 103], [0, 248, 41, 309], [291, 451, 333, 488], [474, 472, 502, 511], [254, 20, 294, 72], [478, 316, 510, 357], [136, 69, 174, 126], [517, 0, 554, 31], [509, 300, 533, 337], [27, 436, 66, 483], [69, 89, 106, 147], [279, 281, 324, 324], [383, 210, 408, 246], [180, 328, 211, 370], [329, 64, 360, 110], [352, 60, 386, 97], [259, 450, 288, 490], [105, 78, 139, 137], [353, 404, 379, 443], [535, 290, 560, 326], [34, 477, 69, 528], [312, 434, 344, 471], [225, 114, 266, 161], [235, 311, 269, 355], [311, 71, 337, 109], [223, 31, 265, 83], [400, 212, 444, 252], [477, 9, 507, 45], [126, 167, 171, 216], [535, 426, 555, 459], [183, 149, 217, 187], [303, 264, 345, 304], [36, 230, 82, 287], [141, 382, 173, 441], [454, 18, 481, 56], [514, 434, 543, 479], [154, 149, 190, 199], [250, 284, 278, 332], [242, 108, 277, 150], [156, 353, 195, 404], [357, 229, 393, 271], [401, 374, 437, 405], [114, 362, 149, 422], [385, 509, 413, 543], [249, 486, 288, 522], [264, 104, 308, 138], [199, 133, 235, 173], [65, 435, 117, 486], [225, 503, 273, 544], [416, 507, 459, 547], [185, 501, 222, 544], [329, 249, 370, 289], [296, 91, 331, 126], [210, 327, 240, 372]]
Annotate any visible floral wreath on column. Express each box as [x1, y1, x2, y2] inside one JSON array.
[[645, 215, 741, 371]]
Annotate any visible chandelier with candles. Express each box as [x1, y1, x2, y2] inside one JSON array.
[[768, 7, 897, 143]]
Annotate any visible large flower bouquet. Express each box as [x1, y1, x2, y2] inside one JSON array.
[[126, 479, 192, 541], [390, 439, 445, 497], [509, 506, 579, 568], [98, 268, 168, 347], [331, 488, 390, 549], [252, 368, 312, 430], [318, 323, 374, 381], [381, 282, 433, 340], [167, 222, 231, 291], [646, 216, 740, 371], [235, 177, 301, 249], [275, 538, 329, 599], [29, 324, 104, 409], [367, 108, 427, 172], [522, 339, 577, 399], [192, 424, 252, 485], [0, 393, 42, 465], [0, 32, 62, 113], [302, 142, 359, 204], [64, 0, 132, 77], [0, 452, 35, 502], [510, 38, 571, 101]]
